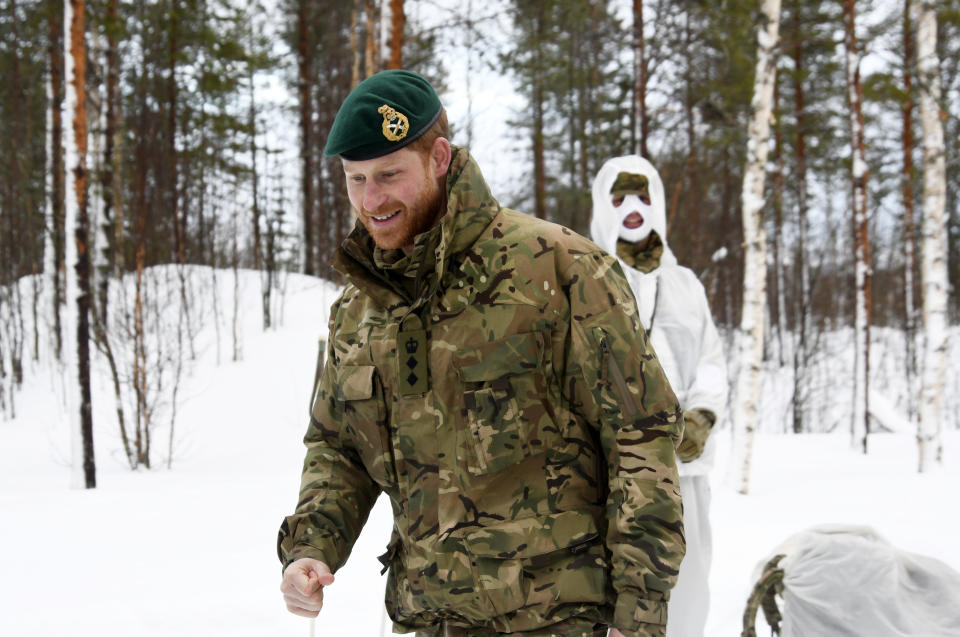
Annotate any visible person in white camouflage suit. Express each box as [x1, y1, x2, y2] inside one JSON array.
[[590, 155, 728, 637]]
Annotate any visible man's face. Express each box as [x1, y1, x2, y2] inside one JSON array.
[[342, 145, 445, 252], [611, 172, 653, 243]]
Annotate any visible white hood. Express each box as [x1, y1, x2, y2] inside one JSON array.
[[589, 154, 729, 478], [589, 154, 674, 266]]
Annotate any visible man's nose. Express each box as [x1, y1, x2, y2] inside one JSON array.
[[362, 182, 386, 211]]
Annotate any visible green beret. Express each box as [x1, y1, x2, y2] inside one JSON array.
[[324, 70, 443, 160]]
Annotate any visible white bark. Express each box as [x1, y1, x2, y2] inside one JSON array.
[[844, 0, 870, 453], [464, 0, 474, 150], [903, 0, 919, 430], [63, 0, 82, 489], [45, 70, 55, 281], [730, 0, 781, 495], [794, 87, 810, 434], [380, 0, 391, 62], [915, 0, 947, 472], [91, 31, 107, 296]]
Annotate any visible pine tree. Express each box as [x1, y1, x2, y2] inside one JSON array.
[[502, 0, 631, 234]]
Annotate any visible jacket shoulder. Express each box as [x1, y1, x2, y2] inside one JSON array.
[[483, 208, 606, 272]]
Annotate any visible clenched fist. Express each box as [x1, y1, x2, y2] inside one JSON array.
[[280, 558, 335, 618]]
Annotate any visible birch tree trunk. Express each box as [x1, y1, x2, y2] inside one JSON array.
[[64, 0, 78, 478], [901, 0, 919, 428], [64, 0, 96, 489], [772, 80, 787, 369], [44, 3, 58, 356], [667, 12, 696, 234], [350, 0, 361, 88], [532, 4, 546, 220], [791, 4, 811, 435], [632, 0, 648, 157], [915, 0, 947, 472], [464, 0, 474, 150], [731, 0, 781, 495], [843, 0, 871, 454], [297, 0, 315, 275], [48, 0, 66, 360], [167, 0, 183, 266]]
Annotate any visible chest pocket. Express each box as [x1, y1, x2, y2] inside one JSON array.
[[337, 364, 394, 487], [453, 331, 555, 476]]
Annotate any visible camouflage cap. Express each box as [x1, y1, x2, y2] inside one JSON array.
[[610, 171, 650, 197], [324, 70, 443, 160]]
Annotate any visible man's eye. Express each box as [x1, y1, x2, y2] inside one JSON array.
[[612, 195, 625, 207]]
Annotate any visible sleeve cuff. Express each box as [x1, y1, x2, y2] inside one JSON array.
[[282, 543, 336, 570], [685, 408, 715, 429], [613, 591, 668, 635], [277, 517, 340, 572]]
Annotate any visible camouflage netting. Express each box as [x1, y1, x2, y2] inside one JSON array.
[[743, 525, 960, 637]]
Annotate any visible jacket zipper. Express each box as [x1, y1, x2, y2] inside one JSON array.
[[599, 334, 639, 420]]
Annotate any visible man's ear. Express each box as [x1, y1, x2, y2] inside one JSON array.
[[431, 137, 452, 178]]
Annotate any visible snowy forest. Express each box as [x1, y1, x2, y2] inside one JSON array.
[[2, 1, 960, 635], [1, 0, 958, 485]]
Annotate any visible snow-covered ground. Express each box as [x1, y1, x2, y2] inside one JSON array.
[[2, 269, 958, 636]]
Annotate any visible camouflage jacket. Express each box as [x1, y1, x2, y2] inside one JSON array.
[[278, 148, 685, 636]]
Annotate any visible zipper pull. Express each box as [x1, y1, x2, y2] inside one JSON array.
[[596, 330, 610, 383]]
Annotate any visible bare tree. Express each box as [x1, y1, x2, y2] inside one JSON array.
[[296, 0, 315, 275], [901, 0, 919, 428], [99, 0, 123, 317], [385, 0, 405, 69], [915, 0, 947, 472], [350, 0, 361, 88], [632, 0, 649, 157], [364, 0, 379, 77], [47, 0, 66, 360], [790, 1, 812, 435], [771, 79, 788, 369], [64, 0, 95, 489], [531, 3, 546, 220], [463, 0, 474, 149], [843, 0, 871, 453], [731, 0, 781, 495]]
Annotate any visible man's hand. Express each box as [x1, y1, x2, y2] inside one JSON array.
[[280, 558, 335, 617], [609, 629, 627, 637], [676, 408, 716, 463]]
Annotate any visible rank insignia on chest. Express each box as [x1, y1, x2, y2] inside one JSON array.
[[398, 315, 428, 396]]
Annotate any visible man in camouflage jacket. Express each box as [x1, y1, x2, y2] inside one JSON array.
[[278, 70, 686, 637]]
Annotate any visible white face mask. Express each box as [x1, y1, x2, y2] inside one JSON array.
[[615, 193, 654, 243]]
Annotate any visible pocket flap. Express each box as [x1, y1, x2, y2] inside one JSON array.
[[377, 534, 401, 575], [463, 510, 598, 560], [338, 365, 376, 401], [454, 331, 544, 382]]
